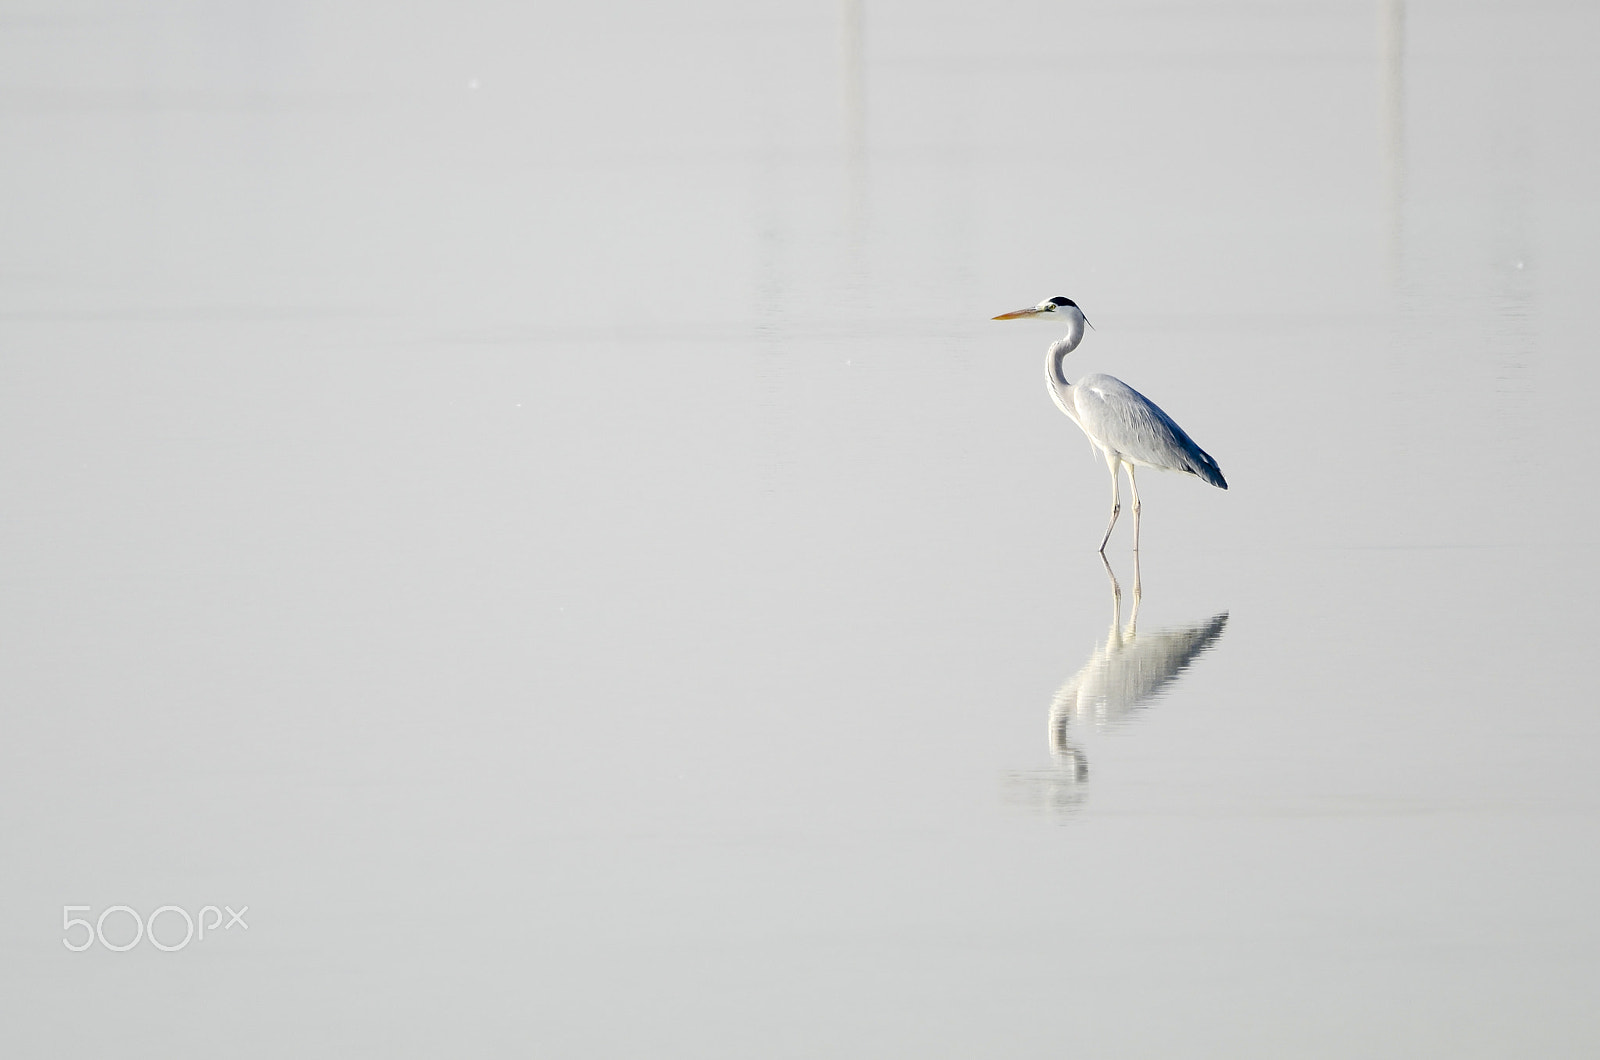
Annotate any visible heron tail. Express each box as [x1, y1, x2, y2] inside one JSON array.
[[1192, 451, 1227, 490]]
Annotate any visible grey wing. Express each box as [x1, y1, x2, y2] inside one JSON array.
[[1072, 373, 1228, 489]]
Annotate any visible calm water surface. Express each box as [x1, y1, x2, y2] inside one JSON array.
[[3, 1, 1598, 1056]]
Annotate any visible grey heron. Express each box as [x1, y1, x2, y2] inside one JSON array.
[[993, 296, 1227, 551]]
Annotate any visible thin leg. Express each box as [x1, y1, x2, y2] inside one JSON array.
[[1128, 465, 1142, 552], [1098, 457, 1121, 553]]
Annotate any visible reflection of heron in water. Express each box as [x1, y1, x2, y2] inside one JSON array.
[[1050, 554, 1229, 776], [1006, 554, 1227, 814]]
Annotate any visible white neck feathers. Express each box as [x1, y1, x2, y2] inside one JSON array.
[[1047, 310, 1086, 386]]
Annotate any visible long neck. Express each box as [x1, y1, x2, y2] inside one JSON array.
[[1048, 335, 1076, 387], [1044, 312, 1086, 424], [1047, 312, 1085, 386]]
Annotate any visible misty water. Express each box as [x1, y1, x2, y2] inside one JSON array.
[[4, 2, 1598, 1056]]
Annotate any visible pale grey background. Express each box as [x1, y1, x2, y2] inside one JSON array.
[[3, 0, 1598, 1055]]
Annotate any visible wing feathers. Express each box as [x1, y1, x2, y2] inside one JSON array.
[[1072, 373, 1227, 489]]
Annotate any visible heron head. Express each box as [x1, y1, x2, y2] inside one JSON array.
[[992, 296, 1094, 329]]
